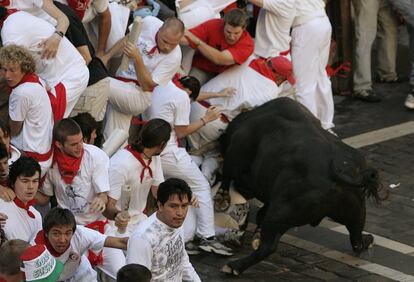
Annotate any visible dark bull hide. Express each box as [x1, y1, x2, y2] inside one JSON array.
[[214, 97, 382, 275]]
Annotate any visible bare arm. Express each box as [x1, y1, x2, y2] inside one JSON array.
[[102, 196, 120, 220], [185, 31, 235, 66], [196, 87, 236, 101], [248, 0, 264, 8], [174, 106, 220, 139], [150, 185, 158, 199], [9, 120, 23, 137], [104, 236, 129, 250], [40, 0, 70, 59], [96, 8, 112, 57]]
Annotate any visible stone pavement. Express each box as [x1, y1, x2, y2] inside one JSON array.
[[190, 79, 414, 281]]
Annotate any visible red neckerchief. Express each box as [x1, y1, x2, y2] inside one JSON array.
[[249, 58, 276, 82], [34, 230, 70, 257], [13, 197, 36, 219], [0, 8, 18, 28], [125, 145, 152, 183], [9, 73, 66, 122], [147, 31, 160, 56], [66, 0, 90, 21], [54, 148, 84, 184], [172, 73, 184, 90]]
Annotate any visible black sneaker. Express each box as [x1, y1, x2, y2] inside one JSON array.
[[353, 90, 381, 102], [198, 237, 233, 256], [185, 240, 201, 255]]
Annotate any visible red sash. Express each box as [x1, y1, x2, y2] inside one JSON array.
[[54, 148, 84, 184], [115, 76, 140, 86], [198, 100, 230, 124], [85, 219, 108, 266], [125, 145, 152, 183], [66, 0, 90, 21], [13, 197, 36, 219], [25, 147, 53, 163], [10, 73, 67, 123]]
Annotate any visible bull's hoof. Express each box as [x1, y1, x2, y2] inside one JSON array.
[[221, 263, 240, 276], [353, 234, 374, 255], [214, 189, 231, 212]]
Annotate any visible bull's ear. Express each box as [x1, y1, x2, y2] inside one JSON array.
[[330, 155, 364, 187]]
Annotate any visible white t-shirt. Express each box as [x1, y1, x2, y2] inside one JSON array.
[[9, 81, 53, 155], [33, 225, 106, 282], [116, 16, 182, 86], [108, 149, 164, 232], [0, 198, 42, 242], [126, 213, 201, 282], [1, 11, 87, 88], [254, 0, 295, 58], [9, 145, 21, 166], [143, 81, 190, 154], [198, 61, 281, 120], [293, 0, 326, 27], [57, 0, 108, 23], [6, 0, 56, 25], [41, 144, 110, 225]]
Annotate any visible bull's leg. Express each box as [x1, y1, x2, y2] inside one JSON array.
[[222, 221, 289, 275], [251, 205, 268, 250]]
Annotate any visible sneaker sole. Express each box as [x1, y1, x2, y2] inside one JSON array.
[[186, 250, 201, 255], [198, 245, 233, 256]]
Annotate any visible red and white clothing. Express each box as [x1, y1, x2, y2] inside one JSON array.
[[254, 0, 295, 58], [116, 16, 182, 86], [189, 18, 254, 74], [126, 213, 201, 282], [105, 16, 181, 139], [188, 58, 282, 150], [108, 147, 164, 234], [5, 0, 55, 24], [0, 198, 42, 242], [40, 144, 110, 225], [143, 82, 215, 242], [291, 0, 334, 129], [1, 11, 89, 118], [33, 225, 107, 282], [9, 75, 53, 176]]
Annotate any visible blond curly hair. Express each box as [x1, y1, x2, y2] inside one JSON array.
[[0, 45, 36, 74]]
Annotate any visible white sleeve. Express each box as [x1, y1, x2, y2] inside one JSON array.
[[77, 225, 107, 255], [151, 157, 164, 187], [40, 173, 54, 196], [92, 149, 110, 194], [151, 53, 182, 86], [263, 0, 295, 17], [92, 0, 109, 13], [108, 166, 127, 201], [182, 245, 201, 281], [9, 91, 29, 122], [173, 96, 190, 126], [126, 236, 153, 270]]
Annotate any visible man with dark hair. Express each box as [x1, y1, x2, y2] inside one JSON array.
[[106, 118, 171, 234], [182, 8, 254, 84], [33, 207, 128, 282], [126, 178, 201, 281], [71, 112, 100, 145], [0, 156, 42, 242], [0, 239, 30, 282], [0, 120, 21, 165], [117, 264, 152, 282], [37, 118, 124, 280], [144, 76, 233, 256]]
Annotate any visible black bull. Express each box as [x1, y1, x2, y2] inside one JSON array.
[[214, 97, 382, 275]]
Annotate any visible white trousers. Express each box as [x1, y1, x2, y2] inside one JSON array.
[[291, 16, 334, 130], [61, 66, 90, 118], [103, 78, 152, 139], [161, 148, 215, 241]]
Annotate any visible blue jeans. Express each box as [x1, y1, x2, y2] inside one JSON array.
[[389, 0, 414, 87]]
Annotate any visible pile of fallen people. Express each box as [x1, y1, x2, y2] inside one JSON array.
[[0, 0, 352, 281]]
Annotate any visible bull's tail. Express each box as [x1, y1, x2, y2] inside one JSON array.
[[361, 168, 388, 204]]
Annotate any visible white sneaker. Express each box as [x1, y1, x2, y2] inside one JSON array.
[[404, 93, 414, 109]]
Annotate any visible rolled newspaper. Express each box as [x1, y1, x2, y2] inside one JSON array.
[[117, 185, 132, 234], [102, 128, 129, 158], [119, 16, 144, 71]]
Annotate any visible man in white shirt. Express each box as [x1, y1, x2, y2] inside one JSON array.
[[0, 45, 54, 177], [0, 156, 42, 243], [33, 207, 128, 282], [36, 118, 124, 280], [126, 178, 201, 281], [103, 16, 184, 139], [291, 0, 334, 131], [1, 10, 89, 118], [143, 76, 233, 256], [105, 118, 171, 235], [248, 0, 295, 59]]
